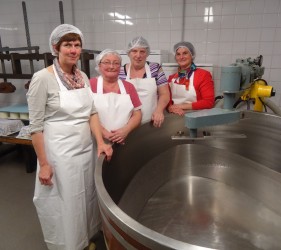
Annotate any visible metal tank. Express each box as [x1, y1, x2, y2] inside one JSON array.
[[95, 111, 281, 250]]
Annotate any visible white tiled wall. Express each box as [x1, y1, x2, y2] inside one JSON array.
[[0, 0, 281, 109]]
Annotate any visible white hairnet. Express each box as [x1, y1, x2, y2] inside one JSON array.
[[95, 49, 122, 74], [127, 36, 150, 55], [173, 41, 196, 59], [49, 24, 84, 56]]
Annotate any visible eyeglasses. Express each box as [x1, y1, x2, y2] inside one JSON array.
[[100, 61, 121, 67]]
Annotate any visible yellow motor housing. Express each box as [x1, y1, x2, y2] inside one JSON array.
[[241, 79, 274, 112]]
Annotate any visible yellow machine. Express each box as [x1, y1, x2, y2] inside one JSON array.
[[216, 55, 276, 113], [240, 79, 275, 112]]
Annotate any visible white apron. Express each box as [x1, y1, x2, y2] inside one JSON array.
[[92, 76, 134, 131], [170, 72, 197, 104], [33, 66, 99, 250], [126, 63, 157, 123]]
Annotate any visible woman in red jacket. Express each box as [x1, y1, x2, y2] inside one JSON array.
[[167, 41, 215, 116]]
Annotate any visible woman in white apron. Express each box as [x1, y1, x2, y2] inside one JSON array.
[[167, 41, 215, 116], [27, 24, 112, 250], [90, 49, 142, 145], [118, 36, 170, 127]]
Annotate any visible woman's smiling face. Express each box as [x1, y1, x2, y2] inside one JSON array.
[[175, 47, 193, 69]]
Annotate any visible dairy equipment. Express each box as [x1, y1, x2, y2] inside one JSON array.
[[93, 55, 281, 249], [95, 112, 281, 250], [219, 55, 274, 111], [184, 55, 276, 138]]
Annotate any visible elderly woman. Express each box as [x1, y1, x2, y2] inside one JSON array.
[[90, 49, 142, 144], [168, 41, 215, 116], [118, 36, 170, 127], [27, 24, 112, 250]]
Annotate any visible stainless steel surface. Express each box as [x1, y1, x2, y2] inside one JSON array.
[[95, 111, 281, 250]]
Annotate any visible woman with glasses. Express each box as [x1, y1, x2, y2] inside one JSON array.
[[90, 49, 142, 145], [118, 36, 170, 127], [167, 41, 215, 116]]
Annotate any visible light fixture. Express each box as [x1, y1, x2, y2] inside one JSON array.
[[108, 12, 134, 25], [204, 7, 214, 23]]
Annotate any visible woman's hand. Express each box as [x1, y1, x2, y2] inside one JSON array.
[[39, 164, 53, 186], [109, 127, 129, 144], [151, 110, 165, 127], [97, 143, 113, 161], [168, 104, 185, 116], [101, 127, 112, 141]]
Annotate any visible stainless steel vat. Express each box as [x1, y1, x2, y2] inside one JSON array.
[[95, 111, 281, 250]]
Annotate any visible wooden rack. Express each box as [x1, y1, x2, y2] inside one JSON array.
[[0, 50, 95, 80]]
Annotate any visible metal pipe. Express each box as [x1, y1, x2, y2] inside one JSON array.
[[0, 36, 7, 82], [181, 0, 186, 41], [263, 99, 281, 116], [22, 1, 35, 74], [59, 1, 64, 24]]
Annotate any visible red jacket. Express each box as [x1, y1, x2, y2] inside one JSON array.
[[168, 68, 215, 110]]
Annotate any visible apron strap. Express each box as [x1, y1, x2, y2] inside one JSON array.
[[145, 63, 152, 78], [52, 64, 68, 91], [117, 79, 126, 94], [97, 76, 103, 94]]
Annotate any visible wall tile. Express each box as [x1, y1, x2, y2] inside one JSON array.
[[273, 41, 281, 54], [271, 55, 281, 65], [195, 42, 207, 55], [207, 16, 222, 29], [136, 19, 149, 32], [274, 27, 281, 41], [147, 5, 160, 18], [221, 15, 235, 28], [232, 42, 246, 54], [195, 29, 208, 42], [245, 41, 260, 55], [270, 68, 281, 82], [207, 29, 221, 42], [234, 15, 249, 28], [222, 1, 236, 15], [219, 42, 233, 55], [249, 0, 265, 14], [210, 2, 223, 16], [246, 28, 261, 41], [264, 0, 280, 13], [235, 1, 251, 14], [184, 29, 196, 42], [233, 28, 247, 42], [262, 14, 278, 28], [171, 3, 184, 17], [259, 42, 274, 55], [248, 14, 263, 28], [184, 3, 197, 16], [159, 4, 172, 18], [158, 18, 171, 31], [136, 6, 148, 18], [220, 29, 234, 42], [206, 42, 220, 55], [171, 17, 183, 30], [260, 28, 276, 41], [277, 14, 281, 27]]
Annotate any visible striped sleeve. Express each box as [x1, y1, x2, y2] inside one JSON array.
[[118, 65, 127, 80], [148, 62, 168, 86]]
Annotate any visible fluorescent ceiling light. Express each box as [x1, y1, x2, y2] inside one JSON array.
[[108, 12, 133, 25], [204, 7, 214, 23]]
